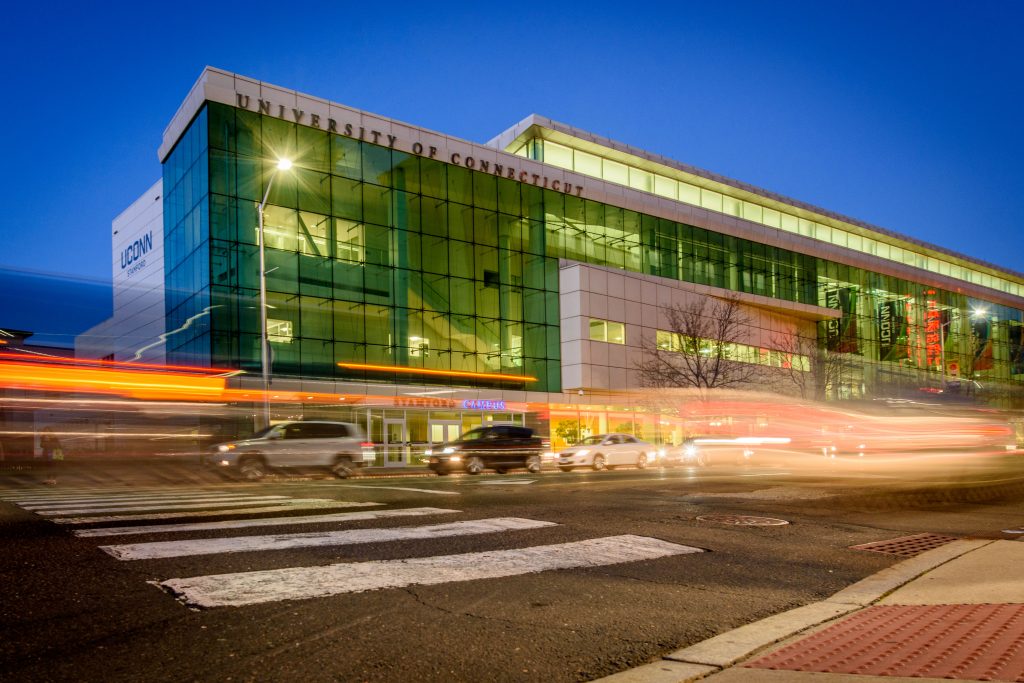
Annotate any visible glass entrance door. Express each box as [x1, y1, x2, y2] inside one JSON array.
[[384, 420, 407, 466], [429, 420, 462, 445]]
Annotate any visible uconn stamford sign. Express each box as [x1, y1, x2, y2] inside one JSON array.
[[120, 231, 153, 277]]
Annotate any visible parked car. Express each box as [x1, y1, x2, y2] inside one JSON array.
[[426, 425, 547, 475], [204, 421, 375, 480], [558, 433, 655, 471]]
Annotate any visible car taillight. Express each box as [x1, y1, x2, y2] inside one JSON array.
[[360, 442, 375, 448]]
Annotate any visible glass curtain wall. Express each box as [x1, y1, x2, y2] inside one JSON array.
[[524, 138, 1024, 299], [162, 103, 1023, 401], [163, 107, 211, 365], [203, 102, 561, 392]]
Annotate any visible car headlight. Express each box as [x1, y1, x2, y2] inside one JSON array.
[[218, 459, 231, 466], [217, 444, 236, 452], [684, 445, 697, 457], [424, 448, 433, 456], [449, 455, 462, 462], [442, 447, 456, 454]]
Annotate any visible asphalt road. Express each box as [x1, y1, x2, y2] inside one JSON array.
[[2, 455, 1023, 682]]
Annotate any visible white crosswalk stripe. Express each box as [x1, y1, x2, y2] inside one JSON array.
[[1, 488, 227, 501], [51, 501, 381, 525], [72, 507, 460, 537], [10, 491, 255, 505], [160, 535, 703, 608], [20, 495, 287, 510], [100, 517, 554, 560], [336, 485, 460, 496], [34, 497, 322, 516]]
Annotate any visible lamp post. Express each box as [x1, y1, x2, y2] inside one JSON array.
[[257, 158, 292, 430]]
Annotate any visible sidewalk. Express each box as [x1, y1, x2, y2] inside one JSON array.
[[598, 539, 1024, 682]]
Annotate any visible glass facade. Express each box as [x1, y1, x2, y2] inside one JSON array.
[[162, 101, 1024, 400], [520, 138, 1024, 299], [171, 103, 562, 391], [163, 107, 211, 365]]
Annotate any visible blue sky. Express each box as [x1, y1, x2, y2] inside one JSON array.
[[1, 1, 1021, 344]]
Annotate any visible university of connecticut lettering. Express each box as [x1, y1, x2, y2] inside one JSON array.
[[235, 94, 583, 197]]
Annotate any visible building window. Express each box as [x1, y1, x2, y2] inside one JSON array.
[[590, 318, 625, 344], [267, 319, 294, 344], [409, 336, 430, 357], [655, 329, 809, 371], [656, 330, 681, 352]]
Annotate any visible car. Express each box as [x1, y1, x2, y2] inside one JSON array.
[[204, 421, 375, 480], [558, 433, 656, 472], [426, 425, 547, 475], [660, 435, 791, 466]]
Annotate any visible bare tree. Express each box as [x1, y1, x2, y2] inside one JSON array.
[[636, 295, 762, 392], [770, 331, 849, 401]]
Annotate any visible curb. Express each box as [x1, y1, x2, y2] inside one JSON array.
[[593, 539, 994, 682]]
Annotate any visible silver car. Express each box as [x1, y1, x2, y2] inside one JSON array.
[[205, 421, 375, 480], [558, 433, 656, 472]]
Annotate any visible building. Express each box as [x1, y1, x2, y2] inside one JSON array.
[[76, 180, 166, 364], [77, 67, 1024, 460]]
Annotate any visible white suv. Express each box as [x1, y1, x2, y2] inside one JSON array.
[[206, 421, 375, 480]]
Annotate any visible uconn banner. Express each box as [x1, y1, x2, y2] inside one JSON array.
[[877, 300, 908, 362], [824, 286, 859, 354]]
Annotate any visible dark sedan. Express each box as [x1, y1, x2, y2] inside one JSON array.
[[426, 425, 547, 475]]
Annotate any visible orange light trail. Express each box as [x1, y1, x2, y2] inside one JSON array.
[[0, 352, 239, 376], [336, 362, 537, 383], [0, 359, 367, 405], [0, 362, 227, 401]]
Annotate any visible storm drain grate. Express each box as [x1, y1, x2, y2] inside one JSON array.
[[696, 514, 788, 526], [746, 604, 1024, 681], [849, 533, 958, 557]]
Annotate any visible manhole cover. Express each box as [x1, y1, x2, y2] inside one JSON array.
[[696, 514, 789, 526], [746, 604, 1024, 681], [850, 533, 958, 557]]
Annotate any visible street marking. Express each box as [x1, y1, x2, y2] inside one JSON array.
[[51, 502, 381, 525], [337, 485, 460, 496], [1002, 529, 1024, 534], [20, 495, 285, 510], [37, 497, 339, 518], [740, 472, 791, 477], [2, 488, 226, 501], [475, 479, 537, 486], [161, 535, 703, 607], [102, 517, 552, 560], [9, 493, 247, 505], [73, 508, 459, 537], [32, 497, 299, 515]]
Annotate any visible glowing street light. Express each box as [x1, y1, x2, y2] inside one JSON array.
[[257, 158, 292, 429]]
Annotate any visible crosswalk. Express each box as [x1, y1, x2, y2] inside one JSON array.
[[1, 484, 704, 609]]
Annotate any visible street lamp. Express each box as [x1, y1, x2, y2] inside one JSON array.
[[257, 158, 293, 430]]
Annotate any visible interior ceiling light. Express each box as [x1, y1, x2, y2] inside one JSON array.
[[337, 362, 536, 383]]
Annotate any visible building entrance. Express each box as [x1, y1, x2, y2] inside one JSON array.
[[383, 419, 407, 466]]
